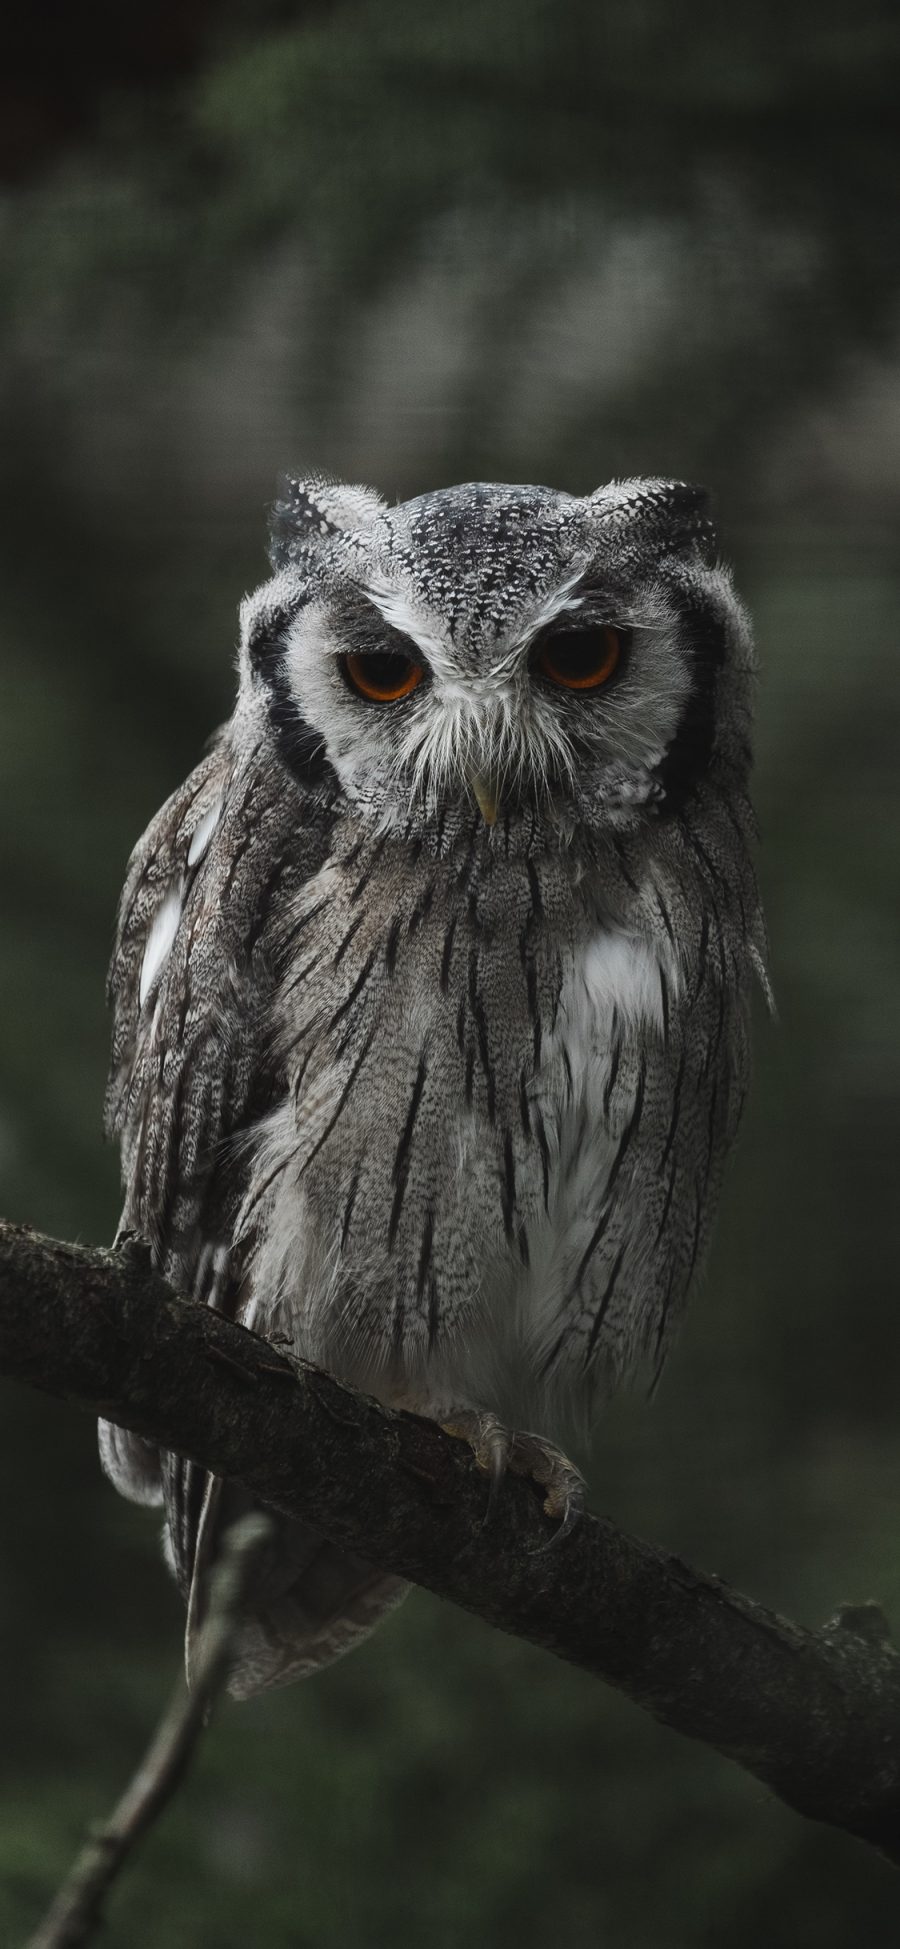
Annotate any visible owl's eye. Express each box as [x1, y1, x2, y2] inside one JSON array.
[[342, 650, 424, 703], [536, 626, 622, 691]]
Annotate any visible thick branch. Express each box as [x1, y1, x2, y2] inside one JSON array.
[[2, 1217, 899, 1864]]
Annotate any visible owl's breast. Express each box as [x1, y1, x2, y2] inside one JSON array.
[[240, 828, 698, 1411]]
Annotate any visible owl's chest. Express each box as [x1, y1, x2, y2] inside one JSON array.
[[533, 927, 668, 1229], [250, 837, 687, 1389], [279, 842, 667, 1237]]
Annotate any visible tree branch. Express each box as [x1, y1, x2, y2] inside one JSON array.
[[2, 1217, 899, 1865], [25, 1513, 273, 1949]]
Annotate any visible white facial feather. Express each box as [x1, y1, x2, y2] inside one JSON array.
[[363, 579, 451, 674], [507, 563, 589, 652]]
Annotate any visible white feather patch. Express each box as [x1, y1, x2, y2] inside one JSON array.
[[139, 883, 183, 1008], [543, 926, 677, 1136], [575, 931, 676, 1037], [187, 796, 223, 868]]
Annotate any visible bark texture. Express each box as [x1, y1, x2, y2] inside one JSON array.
[[2, 1217, 899, 1864]]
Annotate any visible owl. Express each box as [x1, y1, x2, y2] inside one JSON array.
[[99, 474, 767, 1697]]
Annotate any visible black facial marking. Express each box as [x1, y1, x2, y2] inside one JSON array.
[[247, 604, 335, 789], [269, 667, 332, 783], [655, 584, 727, 808], [244, 599, 295, 677]]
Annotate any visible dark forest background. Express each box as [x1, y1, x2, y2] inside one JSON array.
[[1, 3, 900, 1943]]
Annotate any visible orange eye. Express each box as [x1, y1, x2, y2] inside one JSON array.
[[537, 626, 621, 691], [342, 650, 424, 703]]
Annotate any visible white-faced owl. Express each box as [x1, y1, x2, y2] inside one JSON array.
[[100, 475, 768, 1696]]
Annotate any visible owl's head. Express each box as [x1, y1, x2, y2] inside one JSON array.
[[238, 474, 754, 848]]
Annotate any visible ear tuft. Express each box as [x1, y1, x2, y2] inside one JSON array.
[[269, 473, 386, 570], [590, 478, 716, 561]]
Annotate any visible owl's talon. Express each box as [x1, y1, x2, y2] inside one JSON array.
[[441, 1410, 511, 1525], [483, 1436, 510, 1528], [441, 1413, 583, 1541], [532, 1484, 585, 1553], [508, 1431, 585, 1550]]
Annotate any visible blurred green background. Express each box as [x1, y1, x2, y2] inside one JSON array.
[[2, 3, 900, 1943]]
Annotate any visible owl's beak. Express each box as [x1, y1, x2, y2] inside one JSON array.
[[469, 772, 500, 826]]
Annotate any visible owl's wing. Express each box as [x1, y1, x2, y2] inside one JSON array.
[[104, 731, 275, 1283], [100, 733, 408, 1693], [100, 734, 237, 1508]]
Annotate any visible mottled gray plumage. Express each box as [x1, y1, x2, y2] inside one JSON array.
[[100, 474, 767, 1697]]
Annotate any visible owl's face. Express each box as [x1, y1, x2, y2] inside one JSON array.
[[239, 476, 753, 845]]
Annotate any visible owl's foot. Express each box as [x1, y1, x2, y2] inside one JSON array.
[[441, 1411, 512, 1525], [511, 1430, 586, 1548], [441, 1411, 585, 1547]]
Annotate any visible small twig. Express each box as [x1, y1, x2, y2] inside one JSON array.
[[25, 1513, 272, 1949]]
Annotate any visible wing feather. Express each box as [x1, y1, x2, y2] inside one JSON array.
[[101, 731, 409, 1692]]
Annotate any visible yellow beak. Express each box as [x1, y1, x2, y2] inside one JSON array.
[[470, 772, 500, 826]]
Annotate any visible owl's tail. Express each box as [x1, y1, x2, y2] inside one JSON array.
[[182, 1470, 409, 1698]]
